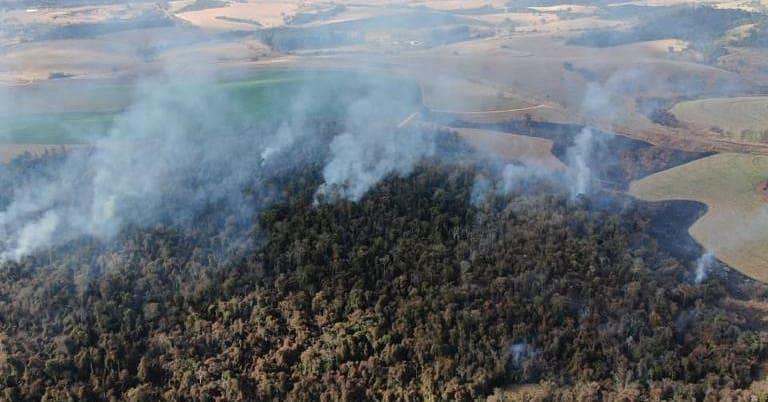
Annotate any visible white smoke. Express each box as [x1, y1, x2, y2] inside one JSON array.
[[470, 174, 493, 205], [694, 252, 716, 284], [508, 342, 531, 367], [314, 94, 436, 203], [9, 211, 59, 261], [469, 162, 554, 206], [0, 67, 439, 261], [0, 71, 272, 261], [315, 128, 435, 202], [566, 127, 595, 198]]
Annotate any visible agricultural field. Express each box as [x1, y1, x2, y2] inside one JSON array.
[[630, 153, 768, 282], [0, 70, 421, 162], [671, 96, 768, 142], [175, 1, 300, 30], [0, 0, 762, 156]]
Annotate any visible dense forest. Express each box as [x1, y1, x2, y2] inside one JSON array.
[[0, 132, 767, 401]]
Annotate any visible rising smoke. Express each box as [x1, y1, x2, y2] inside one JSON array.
[[468, 161, 557, 206], [508, 342, 531, 368], [0, 65, 439, 261], [0, 70, 269, 260], [694, 252, 716, 284], [566, 127, 595, 198]]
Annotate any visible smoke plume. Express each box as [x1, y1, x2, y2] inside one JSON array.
[[0, 66, 437, 261], [566, 127, 595, 198], [694, 252, 716, 284], [316, 128, 436, 202], [469, 161, 555, 206]]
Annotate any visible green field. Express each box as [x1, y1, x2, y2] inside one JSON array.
[[0, 70, 421, 144]]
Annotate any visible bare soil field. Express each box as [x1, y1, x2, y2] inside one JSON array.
[[630, 153, 768, 282]]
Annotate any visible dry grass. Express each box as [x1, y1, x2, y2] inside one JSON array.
[[452, 127, 565, 170], [671, 97, 768, 139], [720, 47, 768, 86], [1, 39, 137, 81], [528, 5, 599, 14], [515, 16, 626, 34], [3, 0, 768, 157], [468, 12, 559, 26], [430, 104, 574, 125], [489, 384, 549, 402], [0, 144, 85, 163], [419, 74, 534, 112], [413, 0, 509, 11], [2, 3, 155, 26], [630, 153, 768, 282], [7, 80, 130, 116], [176, 1, 303, 30], [157, 39, 271, 64]]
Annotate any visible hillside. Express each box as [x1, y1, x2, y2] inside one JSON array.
[[0, 153, 766, 401]]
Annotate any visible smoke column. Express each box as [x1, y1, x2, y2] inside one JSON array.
[[566, 127, 595, 198], [695, 252, 716, 284]]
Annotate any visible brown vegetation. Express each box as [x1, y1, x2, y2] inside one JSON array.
[[0, 153, 766, 400]]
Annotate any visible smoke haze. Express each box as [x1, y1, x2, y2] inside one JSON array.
[[0, 65, 440, 261]]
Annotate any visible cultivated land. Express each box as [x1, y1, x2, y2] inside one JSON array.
[[671, 96, 768, 141], [0, 69, 420, 162], [0, 70, 420, 145], [176, 1, 300, 30], [2, 1, 764, 157], [630, 153, 768, 282]]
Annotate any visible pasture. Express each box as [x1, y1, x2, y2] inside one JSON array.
[[671, 97, 768, 142], [451, 127, 565, 171], [630, 153, 768, 282]]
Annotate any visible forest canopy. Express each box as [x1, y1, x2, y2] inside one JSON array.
[[0, 134, 766, 401]]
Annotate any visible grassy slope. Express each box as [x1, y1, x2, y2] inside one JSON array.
[[451, 126, 566, 171], [671, 96, 768, 138], [0, 70, 420, 144], [630, 153, 768, 282]]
